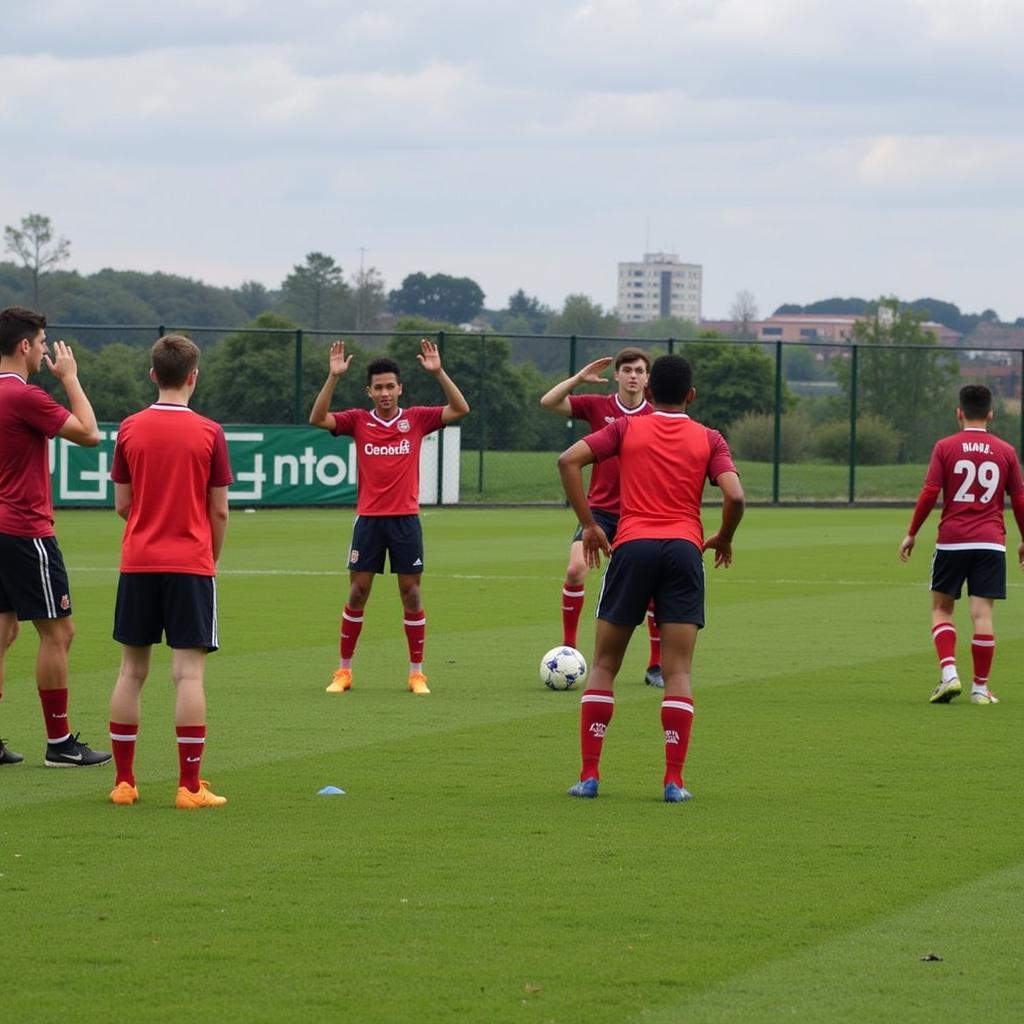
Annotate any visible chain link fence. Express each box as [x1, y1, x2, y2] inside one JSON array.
[[45, 323, 1024, 505]]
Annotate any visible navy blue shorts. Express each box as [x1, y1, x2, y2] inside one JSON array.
[[930, 548, 1006, 600], [348, 515, 424, 574], [596, 539, 705, 628], [572, 507, 619, 545], [113, 573, 220, 651], [0, 533, 72, 621]]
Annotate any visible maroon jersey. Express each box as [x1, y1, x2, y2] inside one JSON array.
[[0, 373, 70, 537], [568, 393, 651, 513], [922, 428, 1024, 550], [111, 404, 234, 574], [331, 406, 445, 516], [585, 412, 736, 549]]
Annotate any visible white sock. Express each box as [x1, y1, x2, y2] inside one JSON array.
[[941, 665, 959, 684]]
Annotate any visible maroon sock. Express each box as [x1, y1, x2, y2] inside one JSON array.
[[971, 634, 995, 688], [404, 610, 426, 666], [561, 581, 585, 648], [109, 721, 138, 787], [661, 697, 694, 787], [931, 622, 957, 677], [646, 605, 661, 669], [177, 725, 206, 792], [340, 605, 364, 661], [39, 688, 71, 743], [579, 689, 615, 781]]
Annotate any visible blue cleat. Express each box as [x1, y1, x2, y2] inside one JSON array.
[[568, 777, 599, 798], [644, 665, 665, 688], [664, 783, 693, 803]]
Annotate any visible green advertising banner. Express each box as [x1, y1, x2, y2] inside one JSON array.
[[51, 423, 460, 508]]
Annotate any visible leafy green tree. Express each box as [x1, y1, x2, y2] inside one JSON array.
[[388, 273, 485, 324], [505, 289, 553, 333], [547, 294, 618, 337], [627, 316, 698, 341], [4, 213, 70, 305], [352, 266, 387, 329], [236, 280, 272, 319], [833, 297, 957, 461], [280, 252, 354, 330]]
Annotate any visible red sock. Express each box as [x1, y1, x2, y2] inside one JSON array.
[[109, 721, 138, 787], [662, 697, 694, 787], [971, 634, 995, 688], [340, 605, 364, 662], [931, 622, 957, 677], [404, 610, 426, 667], [579, 689, 615, 781], [38, 688, 71, 743], [646, 604, 661, 669], [177, 725, 206, 793], [561, 581, 585, 648]]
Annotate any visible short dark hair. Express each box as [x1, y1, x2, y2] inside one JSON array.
[[366, 357, 401, 385], [649, 354, 693, 405], [959, 384, 992, 421], [0, 306, 47, 356], [615, 347, 651, 372], [151, 334, 200, 388]]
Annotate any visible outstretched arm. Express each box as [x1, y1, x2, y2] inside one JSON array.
[[309, 341, 354, 430], [418, 339, 470, 424], [703, 471, 745, 568], [539, 357, 613, 417]]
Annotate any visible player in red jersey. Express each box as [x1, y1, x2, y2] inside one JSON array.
[[540, 348, 666, 686], [557, 354, 744, 802], [899, 385, 1024, 706], [107, 335, 233, 808], [310, 338, 469, 694], [0, 306, 111, 768]]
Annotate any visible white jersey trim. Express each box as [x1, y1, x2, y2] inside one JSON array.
[[614, 396, 650, 416], [0, 372, 27, 383], [935, 542, 1006, 552], [653, 411, 691, 419], [371, 408, 404, 426], [149, 403, 194, 413]]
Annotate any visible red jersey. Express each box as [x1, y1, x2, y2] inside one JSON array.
[[585, 412, 736, 550], [331, 406, 445, 516], [921, 428, 1024, 550], [0, 372, 71, 538], [568, 393, 652, 513], [110, 404, 233, 574]]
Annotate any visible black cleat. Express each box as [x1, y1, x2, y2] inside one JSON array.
[[44, 733, 112, 768], [0, 738, 24, 765], [644, 665, 665, 688]]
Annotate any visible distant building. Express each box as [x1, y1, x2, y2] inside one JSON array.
[[617, 252, 702, 324], [699, 312, 962, 346]]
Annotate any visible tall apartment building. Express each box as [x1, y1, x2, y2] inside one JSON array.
[[616, 252, 702, 323]]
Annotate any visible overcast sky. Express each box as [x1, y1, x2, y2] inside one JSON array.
[[1, 0, 1021, 320]]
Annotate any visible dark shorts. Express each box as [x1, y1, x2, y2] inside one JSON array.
[[930, 548, 1006, 600], [348, 515, 424, 575], [596, 539, 705, 628], [0, 533, 72, 621], [572, 507, 620, 546], [113, 573, 220, 651]]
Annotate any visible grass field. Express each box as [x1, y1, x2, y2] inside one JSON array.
[[2, 507, 1023, 1023]]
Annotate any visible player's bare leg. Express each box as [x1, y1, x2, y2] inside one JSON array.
[[967, 595, 998, 704], [0, 612, 23, 764], [398, 573, 429, 693], [569, 619, 634, 797], [172, 648, 224, 808], [659, 622, 699, 802], [561, 541, 588, 648], [109, 644, 151, 804], [929, 592, 961, 703], [328, 571, 376, 692]]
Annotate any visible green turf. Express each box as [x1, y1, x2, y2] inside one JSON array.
[[2, 508, 1023, 1022]]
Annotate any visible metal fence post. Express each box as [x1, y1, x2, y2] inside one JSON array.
[[848, 344, 859, 503], [437, 330, 446, 503], [667, 337, 675, 355], [478, 334, 487, 496], [1020, 349, 1024, 458], [294, 329, 304, 424], [772, 341, 782, 504]]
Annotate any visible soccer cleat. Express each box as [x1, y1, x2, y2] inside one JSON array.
[[644, 665, 665, 688], [971, 689, 1000, 705], [929, 678, 962, 704], [326, 667, 352, 693], [175, 780, 227, 809], [0, 738, 24, 765], [664, 782, 694, 803], [109, 781, 139, 805], [44, 733, 113, 767], [408, 671, 430, 695], [568, 777, 599, 798]]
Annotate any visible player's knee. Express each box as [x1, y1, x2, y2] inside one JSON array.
[[40, 617, 75, 650], [0, 619, 18, 649]]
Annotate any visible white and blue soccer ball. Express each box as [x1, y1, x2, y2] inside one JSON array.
[[540, 646, 588, 691]]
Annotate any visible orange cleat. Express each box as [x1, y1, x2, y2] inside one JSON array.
[[109, 781, 139, 806], [407, 671, 430, 695], [326, 667, 352, 693], [175, 780, 227, 809]]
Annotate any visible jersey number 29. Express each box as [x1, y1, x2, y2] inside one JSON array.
[[952, 459, 1000, 504]]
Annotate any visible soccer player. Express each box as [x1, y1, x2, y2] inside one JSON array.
[[540, 348, 666, 687], [107, 334, 233, 808], [0, 306, 111, 768], [557, 354, 744, 802], [310, 338, 470, 694], [899, 384, 1024, 705]]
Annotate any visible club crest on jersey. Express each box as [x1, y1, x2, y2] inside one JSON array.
[[60, 594, 70, 610], [397, 419, 411, 433], [349, 549, 360, 564], [604, 416, 616, 423]]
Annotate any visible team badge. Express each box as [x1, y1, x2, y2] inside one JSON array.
[[349, 550, 359, 564], [60, 594, 70, 610], [604, 416, 616, 423], [397, 419, 410, 433]]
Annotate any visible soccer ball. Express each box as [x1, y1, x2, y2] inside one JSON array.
[[540, 646, 588, 691]]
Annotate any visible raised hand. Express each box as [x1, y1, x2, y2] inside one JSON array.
[[44, 340, 77, 381], [328, 340, 354, 378], [577, 357, 613, 384], [417, 338, 442, 374]]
